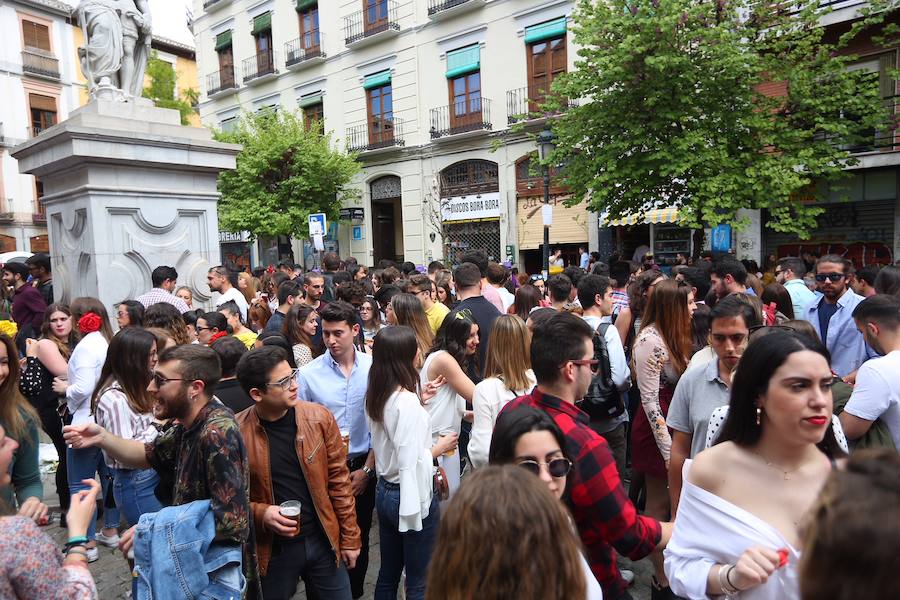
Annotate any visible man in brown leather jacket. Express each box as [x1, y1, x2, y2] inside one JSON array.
[[235, 346, 361, 600]]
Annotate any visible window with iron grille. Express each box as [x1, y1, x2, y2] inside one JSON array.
[[439, 159, 498, 197]]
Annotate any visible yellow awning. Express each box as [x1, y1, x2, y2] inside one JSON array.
[[602, 207, 680, 226]]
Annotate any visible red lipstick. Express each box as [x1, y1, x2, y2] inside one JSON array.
[[804, 416, 828, 426]]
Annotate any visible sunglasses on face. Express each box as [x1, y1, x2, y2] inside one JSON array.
[[815, 273, 844, 282], [152, 372, 184, 388], [516, 457, 572, 478]]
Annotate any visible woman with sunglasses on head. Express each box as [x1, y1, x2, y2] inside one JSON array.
[[91, 328, 163, 528], [665, 330, 843, 600], [631, 278, 695, 597], [21, 303, 78, 525], [486, 406, 602, 599], [468, 315, 536, 469], [421, 313, 478, 495], [0, 420, 102, 598], [282, 304, 320, 368], [365, 326, 456, 600]]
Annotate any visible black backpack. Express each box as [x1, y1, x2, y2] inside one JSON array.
[[578, 323, 625, 421]]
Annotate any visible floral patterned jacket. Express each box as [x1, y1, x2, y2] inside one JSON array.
[[145, 398, 261, 598]]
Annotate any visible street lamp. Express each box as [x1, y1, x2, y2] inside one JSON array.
[[537, 128, 556, 277]]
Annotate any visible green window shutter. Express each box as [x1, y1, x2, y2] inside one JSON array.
[[879, 52, 895, 99], [298, 92, 323, 108], [524, 17, 567, 44], [252, 12, 272, 35], [363, 70, 391, 90], [446, 45, 480, 79], [296, 0, 317, 10], [214, 31, 232, 51]]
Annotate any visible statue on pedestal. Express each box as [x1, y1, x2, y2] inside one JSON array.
[[76, 0, 152, 101]]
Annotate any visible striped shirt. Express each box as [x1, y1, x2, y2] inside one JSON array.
[[94, 383, 158, 469], [136, 288, 191, 313]]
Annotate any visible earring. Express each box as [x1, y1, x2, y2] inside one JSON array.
[[756, 407, 762, 426]]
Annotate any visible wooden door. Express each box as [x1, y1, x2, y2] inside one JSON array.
[[367, 84, 393, 146], [448, 72, 482, 131], [218, 46, 234, 87], [365, 0, 388, 34], [255, 30, 273, 74]]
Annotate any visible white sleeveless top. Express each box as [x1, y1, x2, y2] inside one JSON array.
[[420, 350, 466, 443]]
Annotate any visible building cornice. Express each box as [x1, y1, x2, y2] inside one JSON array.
[[8, 0, 73, 19]]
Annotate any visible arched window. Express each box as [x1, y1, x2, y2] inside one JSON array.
[[514, 153, 566, 197], [370, 175, 401, 199], [439, 159, 498, 197]]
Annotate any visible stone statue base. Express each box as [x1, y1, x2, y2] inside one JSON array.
[[11, 99, 240, 310]]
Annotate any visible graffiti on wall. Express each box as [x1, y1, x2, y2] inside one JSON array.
[[777, 241, 893, 266]]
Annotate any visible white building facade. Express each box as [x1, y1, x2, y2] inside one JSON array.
[[195, 0, 597, 271], [0, 0, 81, 254]]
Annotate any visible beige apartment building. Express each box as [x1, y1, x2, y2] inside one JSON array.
[[195, 0, 597, 271]]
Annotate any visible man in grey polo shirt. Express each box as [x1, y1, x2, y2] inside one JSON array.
[[667, 295, 758, 515]]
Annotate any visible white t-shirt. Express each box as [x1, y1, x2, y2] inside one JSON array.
[[215, 287, 249, 321], [844, 350, 900, 448]]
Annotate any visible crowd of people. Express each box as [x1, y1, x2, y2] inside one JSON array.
[[0, 247, 897, 600]]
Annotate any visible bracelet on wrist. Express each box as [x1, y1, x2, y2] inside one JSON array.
[[67, 536, 89, 545], [717, 564, 735, 595], [724, 564, 742, 594], [66, 548, 88, 558]]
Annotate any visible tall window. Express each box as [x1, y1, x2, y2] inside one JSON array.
[[367, 83, 393, 146], [298, 6, 320, 51], [364, 0, 388, 33], [253, 14, 274, 74], [34, 178, 45, 215], [22, 20, 51, 51], [303, 103, 324, 131], [29, 93, 56, 137], [527, 34, 567, 103], [450, 71, 482, 126], [216, 36, 234, 87]]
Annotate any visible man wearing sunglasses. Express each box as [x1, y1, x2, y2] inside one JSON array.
[[801, 254, 876, 378], [236, 346, 360, 599], [501, 311, 670, 600]]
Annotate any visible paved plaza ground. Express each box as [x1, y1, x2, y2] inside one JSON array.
[[39, 441, 653, 599]]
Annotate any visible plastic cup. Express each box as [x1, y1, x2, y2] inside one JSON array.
[[279, 500, 301, 536]]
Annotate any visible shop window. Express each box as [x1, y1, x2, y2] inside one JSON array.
[[29, 93, 56, 137], [22, 20, 51, 52]]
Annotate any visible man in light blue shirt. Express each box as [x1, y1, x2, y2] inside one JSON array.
[[579, 246, 590, 269], [296, 301, 373, 599], [801, 255, 876, 378], [776, 256, 817, 319]]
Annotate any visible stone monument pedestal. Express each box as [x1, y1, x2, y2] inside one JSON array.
[[12, 99, 240, 310]]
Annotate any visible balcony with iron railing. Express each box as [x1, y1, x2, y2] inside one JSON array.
[[242, 51, 277, 85], [429, 98, 492, 139], [202, 0, 231, 12], [344, 1, 400, 47], [346, 117, 405, 152], [427, 0, 485, 19], [753, 0, 869, 27], [506, 86, 578, 124], [828, 95, 900, 155], [31, 125, 53, 138], [206, 69, 238, 97], [22, 49, 59, 80], [285, 30, 326, 69]]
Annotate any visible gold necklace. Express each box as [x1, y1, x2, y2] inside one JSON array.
[[754, 451, 805, 481]]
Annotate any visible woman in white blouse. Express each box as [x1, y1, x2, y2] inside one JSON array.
[[91, 328, 162, 528], [53, 297, 118, 560], [468, 315, 536, 469], [665, 330, 842, 600], [366, 326, 456, 600]]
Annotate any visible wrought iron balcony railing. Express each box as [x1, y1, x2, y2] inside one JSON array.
[[346, 117, 405, 152], [206, 69, 237, 96], [285, 30, 325, 67], [344, 1, 399, 46], [506, 86, 578, 124], [428, 0, 474, 16], [429, 98, 492, 139], [242, 51, 277, 84]]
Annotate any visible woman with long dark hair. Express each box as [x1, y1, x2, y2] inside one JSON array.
[[434, 273, 454, 309], [631, 279, 694, 595], [510, 284, 542, 321], [665, 330, 841, 600], [55, 297, 118, 560], [615, 269, 664, 356], [20, 303, 78, 524], [360, 297, 384, 347], [282, 304, 319, 367], [91, 328, 162, 528], [366, 326, 454, 600], [421, 313, 478, 494]]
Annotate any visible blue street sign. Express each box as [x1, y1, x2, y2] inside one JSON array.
[[308, 213, 326, 237]]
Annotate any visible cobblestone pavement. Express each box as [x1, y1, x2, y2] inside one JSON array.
[[40, 456, 652, 599]]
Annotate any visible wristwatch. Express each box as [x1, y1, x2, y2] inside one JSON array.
[[362, 465, 375, 480]]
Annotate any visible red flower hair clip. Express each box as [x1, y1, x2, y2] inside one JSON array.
[[78, 312, 102, 334]]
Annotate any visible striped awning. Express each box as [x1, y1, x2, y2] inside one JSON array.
[[601, 207, 680, 226]]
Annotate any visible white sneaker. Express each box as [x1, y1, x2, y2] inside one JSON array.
[[86, 546, 99, 563], [620, 569, 635, 586], [95, 532, 120, 548]]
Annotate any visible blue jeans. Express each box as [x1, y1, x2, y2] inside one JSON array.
[[374, 480, 439, 600], [113, 468, 163, 527], [67, 446, 120, 539]]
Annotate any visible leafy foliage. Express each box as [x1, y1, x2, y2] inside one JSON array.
[[213, 110, 361, 239], [547, 0, 898, 237], [142, 52, 197, 125]]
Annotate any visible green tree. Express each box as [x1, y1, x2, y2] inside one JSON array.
[[547, 0, 898, 236], [142, 52, 197, 125], [213, 110, 361, 239]]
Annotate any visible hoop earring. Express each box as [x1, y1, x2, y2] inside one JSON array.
[[756, 407, 762, 426]]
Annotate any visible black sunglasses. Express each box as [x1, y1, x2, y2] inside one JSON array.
[[815, 273, 844, 282], [516, 457, 572, 478]]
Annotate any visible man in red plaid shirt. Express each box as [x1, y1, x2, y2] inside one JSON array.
[[502, 311, 672, 599]]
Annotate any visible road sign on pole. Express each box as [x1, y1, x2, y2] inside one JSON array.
[[308, 213, 326, 237]]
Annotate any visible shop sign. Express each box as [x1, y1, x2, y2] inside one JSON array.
[[219, 230, 250, 243], [340, 207, 365, 221], [441, 192, 501, 222]]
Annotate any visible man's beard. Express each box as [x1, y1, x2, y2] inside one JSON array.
[[153, 389, 191, 421]]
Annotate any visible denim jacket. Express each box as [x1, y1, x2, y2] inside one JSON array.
[[133, 500, 245, 599]]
